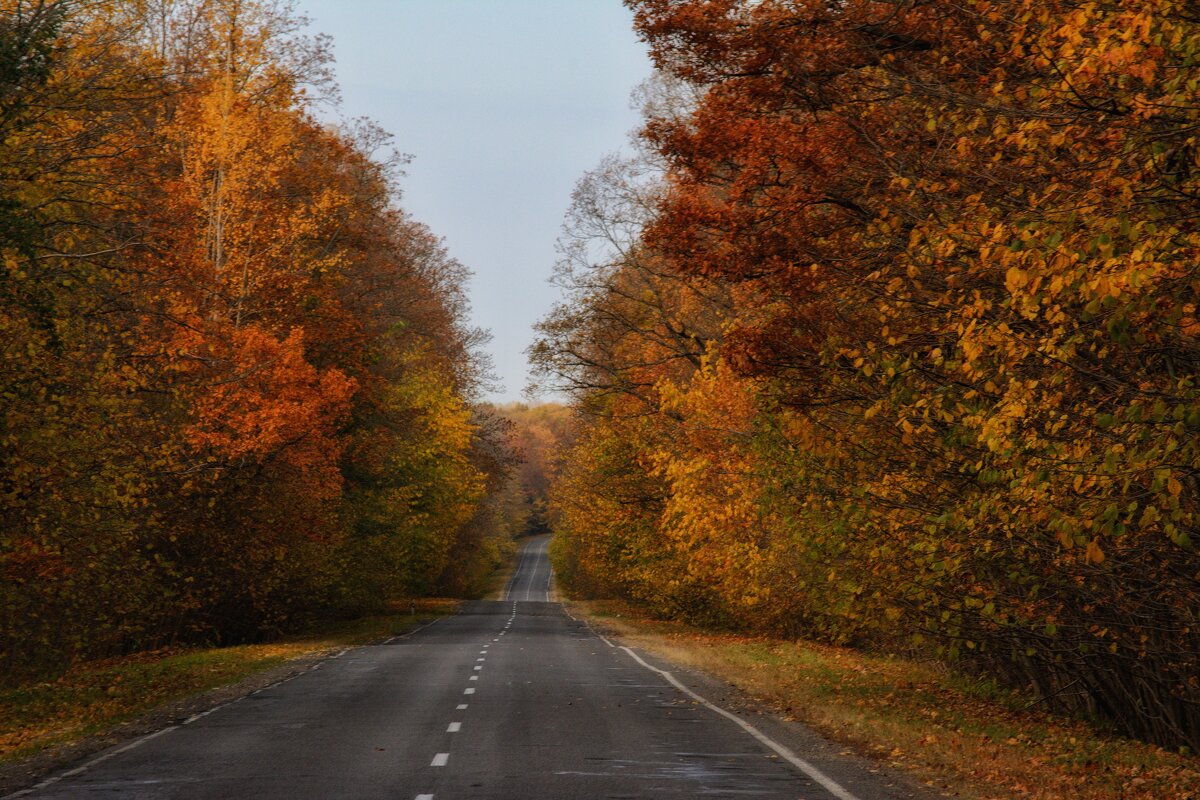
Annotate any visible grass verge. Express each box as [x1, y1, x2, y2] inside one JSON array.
[[0, 598, 460, 767], [571, 599, 1199, 800], [483, 556, 516, 600], [484, 535, 540, 600]]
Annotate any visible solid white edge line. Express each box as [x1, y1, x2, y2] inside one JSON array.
[[618, 645, 863, 800], [504, 542, 533, 601], [502, 549, 520, 600], [2, 639, 365, 800], [564, 607, 617, 648], [388, 616, 442, 644], [3, 725, 178, 798], [507, 537, 553, 602], [5, 609, 459, 799]]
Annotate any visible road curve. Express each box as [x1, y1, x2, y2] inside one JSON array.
[[503, 536, 552, 601], [7, 537, 934, 800]]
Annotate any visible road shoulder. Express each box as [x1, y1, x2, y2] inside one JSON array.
[[566, 599, 1199, 800], [0, 604, 456, 797], [568, 601, 944, 800]]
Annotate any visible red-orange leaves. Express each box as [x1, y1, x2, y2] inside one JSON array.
[[182, 325, 355, 492], [537, 0, 1200, 752], [0, 0, 503, 679]]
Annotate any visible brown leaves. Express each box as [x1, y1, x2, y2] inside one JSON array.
[[548, 0, 1200, 753], [1, 0, 498, 680]]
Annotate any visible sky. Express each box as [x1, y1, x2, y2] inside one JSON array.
[[297, 0, 654, 402]]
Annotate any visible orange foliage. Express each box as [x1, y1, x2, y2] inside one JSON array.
[[540, 0, 1200, 751], [0, 0, 505, 678], [181, 326, 355, 496]]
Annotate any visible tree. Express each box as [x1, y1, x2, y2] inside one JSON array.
[[540, 0, 1200, 749], [1, 0, 505, 677]]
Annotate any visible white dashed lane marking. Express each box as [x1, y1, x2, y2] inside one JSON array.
[[431, 753, 449, 767]]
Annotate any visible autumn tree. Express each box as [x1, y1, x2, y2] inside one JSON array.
[[1, 0, 507, 677], [490, 402, 574, 538], [542, 0, 1200, 750]]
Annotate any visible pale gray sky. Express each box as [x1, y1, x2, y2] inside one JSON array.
[[298, 0, 652, 401]]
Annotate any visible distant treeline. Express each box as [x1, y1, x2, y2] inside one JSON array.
[[1, 0, 510, 678], [538, 0, 1200, 751], [488, 403, 573, 540]]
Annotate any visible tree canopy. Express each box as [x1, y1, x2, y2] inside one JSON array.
[[1, 0, 508, 678], [537, 0, 1200, 752]]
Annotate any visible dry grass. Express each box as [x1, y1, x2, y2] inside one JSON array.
[[0, 599, 460, 764], [484, 558, 517, 600], [573, 599, 1199, 800]]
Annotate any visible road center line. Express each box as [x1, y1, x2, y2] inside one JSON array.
[[504, 544, 534, 600], [617, 645, 863, 800]]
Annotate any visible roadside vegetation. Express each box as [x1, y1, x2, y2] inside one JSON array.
[[487, 403, 573, 538], [1, 0, 515, 685], [537, 0, 1200, 759], [0, 600, 457, 767]]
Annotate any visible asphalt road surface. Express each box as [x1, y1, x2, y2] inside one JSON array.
[[502, 536, 553, 602], [10, 536, 934, 799]]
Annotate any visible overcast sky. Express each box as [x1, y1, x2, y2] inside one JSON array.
[[297, 1, 653, 402]]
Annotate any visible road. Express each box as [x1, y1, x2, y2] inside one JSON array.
[[502, 535, 553, 602], [10, 536, 932, 799]]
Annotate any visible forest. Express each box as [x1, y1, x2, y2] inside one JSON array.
[[6, 0, 1200, 762], [537, 0, 1200, 752], [0, 0, 516, 679]]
